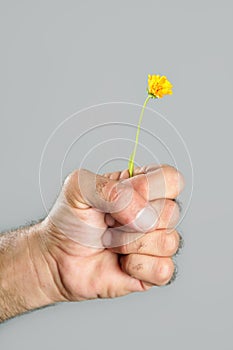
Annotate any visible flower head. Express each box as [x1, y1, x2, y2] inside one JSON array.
[[128, 73, 173, 177], [147, 74, 173, 98]]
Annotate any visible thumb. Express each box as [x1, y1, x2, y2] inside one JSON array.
[[73, 169, 158, 233]]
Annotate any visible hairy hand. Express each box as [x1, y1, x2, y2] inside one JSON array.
[[40, 164, 184, 301]]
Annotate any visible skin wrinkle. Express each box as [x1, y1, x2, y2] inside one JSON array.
[[26, 235, 52, 304], [37, 233, 70, 302], [48, 253, 69, 301], [38, 227, 71, 301], [138, 279, 151, 291]]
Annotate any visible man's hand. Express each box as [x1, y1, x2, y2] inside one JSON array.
[[0, 164, 184, 322], [42, 164, 184, 301]]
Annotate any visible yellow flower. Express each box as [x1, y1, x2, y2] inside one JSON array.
[[147, 74, 173, 98], [128, 73, 173, 177]]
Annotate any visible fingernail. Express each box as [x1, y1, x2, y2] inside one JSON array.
[[134, 204, 158, 232], [102, 230, 112, 247]]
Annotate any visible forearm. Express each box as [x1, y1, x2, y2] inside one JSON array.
[[0, 222, 62, 322]]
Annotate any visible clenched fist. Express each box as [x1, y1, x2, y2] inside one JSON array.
[[42, 164, 184, 300], [0, 164, 184, 322]]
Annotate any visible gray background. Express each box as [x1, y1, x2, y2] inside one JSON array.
[[0, 0, 232, 349]]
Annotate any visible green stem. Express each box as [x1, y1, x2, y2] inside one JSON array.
[[128, 95, 151, 177]]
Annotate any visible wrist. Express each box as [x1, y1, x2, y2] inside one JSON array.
[[26, 221, 68, 305], [0, 221, 66, 321]]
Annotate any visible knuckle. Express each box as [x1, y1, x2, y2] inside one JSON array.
[[161, 165, 184, 180], [63, 173, 72, 186], [63, 169, 89, 207], [164, 232, 179, 255], [162, 165, 179, 177], [162, 166, 185, 196], [103, 172, 111, 178], [159, 232, 169, 253], [64, 169, 79, 186], [109, 171, 121, 180], [165, 200, 180, 227], [156, 258, 174, 285]]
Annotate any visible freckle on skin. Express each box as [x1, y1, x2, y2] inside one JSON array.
[[132, 263, 143, 271], [96, 179, 109, 196]]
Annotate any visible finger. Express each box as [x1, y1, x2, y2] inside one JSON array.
[[67, 169, 159, 232], [107, 171, 122, 180], [102, 198, 180, 247], [110, 229, 180, 256], [133, 163, 165, 175], [118, 164, 163, 180], [102, 164, 184, 200], [111, 199, 180, 230], [120, 254, 174, 286], [122, 165, 185, 201], [103, 163, 163, 180], [102, 228, 143, 248], [150, 199, 180, 229], [102, 223, 179, 249]]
